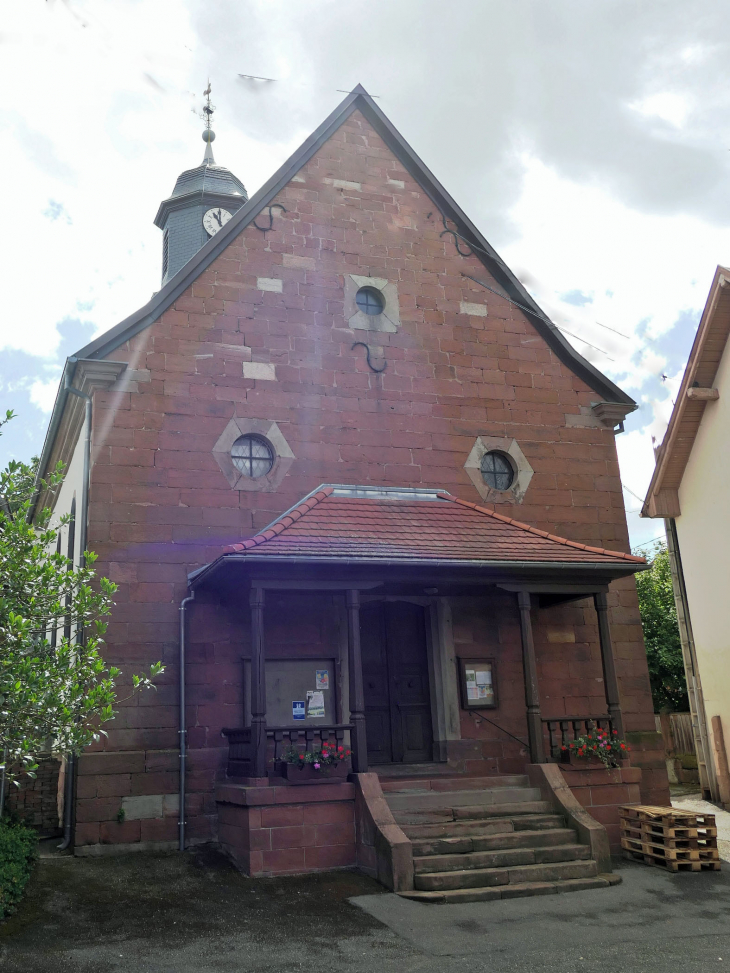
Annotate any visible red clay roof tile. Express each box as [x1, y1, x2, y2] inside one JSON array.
[[221, 487, 645, 566]]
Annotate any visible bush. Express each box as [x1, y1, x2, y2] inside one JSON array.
[[635, 542, 689, 712], [0, 817, 38, 919]]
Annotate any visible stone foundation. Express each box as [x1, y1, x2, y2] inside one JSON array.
[[559, 763, 642, 850], [216, 780, 356, 876]]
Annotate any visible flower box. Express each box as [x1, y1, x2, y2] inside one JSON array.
[[275, 760, 350, 784], [559, 725, 631, 768], [560, 753, 606, 769]]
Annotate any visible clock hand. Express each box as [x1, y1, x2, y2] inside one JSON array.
[[214, 210, 223, 226]]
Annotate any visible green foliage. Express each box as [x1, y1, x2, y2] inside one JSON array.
[[561, 726, 630, 767], [635, 541, 689, 713], [0, 817, 38, 919], [0, 410, 163, 787]]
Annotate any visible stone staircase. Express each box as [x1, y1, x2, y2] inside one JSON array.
[[380, 774, 620, 903]]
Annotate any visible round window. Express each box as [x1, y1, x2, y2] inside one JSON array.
[[231, 434, 274, 479], [480, 451, 515, 491], [355, 286, 384, 316]]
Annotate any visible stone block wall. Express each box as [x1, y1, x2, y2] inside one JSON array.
[[71, 106, 667, 850], [217, 781, 356, 876], [560, 764, 642, 850]]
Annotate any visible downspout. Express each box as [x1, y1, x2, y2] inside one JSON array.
[[58, 368, 92, 851], [178, 590, 195, 851], [0, 749, 6, 820]]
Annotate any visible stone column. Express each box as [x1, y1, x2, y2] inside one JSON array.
[[594, 592, 624, 739], [250, 586, 267, 779], [346, 589, 368, 773], [517, 591, 545, 763]]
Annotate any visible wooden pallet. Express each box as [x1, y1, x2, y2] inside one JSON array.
[[620, 823, 718, 850], [622, 848, 721, 872], [619, 805, 720, 872], [633, 822, 717, 841], [620, 804, 716, 829], [621, 835, 701, 861]]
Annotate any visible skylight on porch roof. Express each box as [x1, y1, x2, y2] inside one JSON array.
[[330, 486, 443, 501]]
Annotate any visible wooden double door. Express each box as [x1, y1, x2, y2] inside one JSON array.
[[360, 601, 433, 764]]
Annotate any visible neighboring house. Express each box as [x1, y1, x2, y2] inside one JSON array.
[[643, 266, 730, 808], [33, 86, 668, 893]]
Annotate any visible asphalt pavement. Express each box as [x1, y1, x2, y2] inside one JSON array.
[[1, 846, 729, 973]]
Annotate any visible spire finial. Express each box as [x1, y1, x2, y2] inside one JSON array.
[[201, 80, 216, 164]]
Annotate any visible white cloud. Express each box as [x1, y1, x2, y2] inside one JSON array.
[[3, 0, 730, 550], [29, 377, 61, 414], [501, 155, 730, 393], [630, 92, 692, 128]]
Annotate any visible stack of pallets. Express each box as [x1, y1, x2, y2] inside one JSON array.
[[619, 805, 720, 872]]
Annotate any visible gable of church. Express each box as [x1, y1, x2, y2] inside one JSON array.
[[74, 88, 632, 409], [36, 88, 634, 552]]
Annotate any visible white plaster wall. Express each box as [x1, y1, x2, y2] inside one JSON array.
[[676, 336, 730, 774], [50, 431, 85, 567]]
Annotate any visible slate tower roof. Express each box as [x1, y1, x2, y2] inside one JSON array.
[[154, 119, 248, 287]]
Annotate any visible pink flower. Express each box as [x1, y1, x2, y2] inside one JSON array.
[[314, 762, 320, 769]]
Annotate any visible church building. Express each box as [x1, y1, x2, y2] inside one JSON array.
[[33, 86, 668, 900]]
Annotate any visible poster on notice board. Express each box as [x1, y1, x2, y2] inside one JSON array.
[[306, 690, 325, 718]]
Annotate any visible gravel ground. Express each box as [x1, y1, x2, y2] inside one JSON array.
[[1, 846, 729, 973]]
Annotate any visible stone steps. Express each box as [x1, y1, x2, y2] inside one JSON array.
[[414, 843, 590, 875], [401, 813, 566, 840], [380, 775, 529, 793], [386, 787, 543, 811], [399, 874, 622, 904], [391, 800, 554, 825], [410, 828, 580, 858], [380, 773, 621, 903], [414, 857, 598, 892]]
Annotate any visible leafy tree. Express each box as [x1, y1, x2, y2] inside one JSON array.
[[0, 411, 162, 787], [635, 541, 689, 713]]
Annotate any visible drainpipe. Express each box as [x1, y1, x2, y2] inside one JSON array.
[[57, 369, 92, 851], [0, 749, 6, 821], [178, 591, 195, 851]]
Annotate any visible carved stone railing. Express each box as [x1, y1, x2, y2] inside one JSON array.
[[542, 716, 615, 761], [222, 725, 353, 778]]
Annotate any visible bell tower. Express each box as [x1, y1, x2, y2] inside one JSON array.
[[154, 84, 248, 286]]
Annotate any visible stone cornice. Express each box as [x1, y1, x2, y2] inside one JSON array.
[[33, 360, 127, 520], [591, 401, 636, 432]]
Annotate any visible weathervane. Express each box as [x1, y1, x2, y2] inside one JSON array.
[[201, 80, 216, 164]]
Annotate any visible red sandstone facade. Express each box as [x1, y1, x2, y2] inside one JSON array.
[[34, 88, 668, 868]]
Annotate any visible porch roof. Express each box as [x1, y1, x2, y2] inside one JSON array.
[[190, 485, 644, 588]]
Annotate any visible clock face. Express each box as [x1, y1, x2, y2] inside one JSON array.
[[203, 207, 232, 236]]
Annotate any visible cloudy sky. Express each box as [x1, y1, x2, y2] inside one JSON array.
[[3, 0, 729, 550]]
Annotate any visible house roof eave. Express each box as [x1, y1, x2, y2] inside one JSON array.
[[642, 265, 730, 518]]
